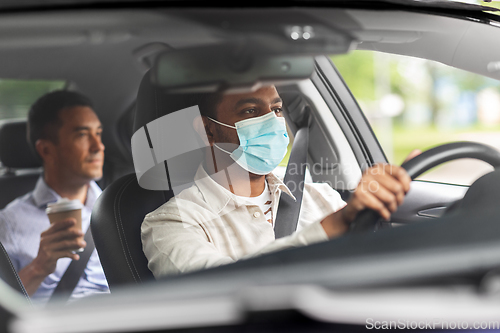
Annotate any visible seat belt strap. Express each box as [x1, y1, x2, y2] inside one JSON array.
[[49, 226, 95, 303], [274, 121, 310, 238]]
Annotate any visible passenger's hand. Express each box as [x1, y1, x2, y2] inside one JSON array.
[[32, 218, 86, 276], [321, 164, 411, 238]]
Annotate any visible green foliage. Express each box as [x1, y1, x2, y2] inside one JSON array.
[[330, 49, 500, 170], [331, 51, 376, 101], [478, 0, 500, 12], [0, 79, 66, 119]]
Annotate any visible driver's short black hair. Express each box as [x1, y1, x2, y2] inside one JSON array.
[[27, 90, 94, 158], [197, 92, 224, 120]]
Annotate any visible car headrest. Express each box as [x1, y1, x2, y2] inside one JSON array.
[[134, 70, 207, 133], [132, 70, 208, 191], [0, 119, 41, 169]]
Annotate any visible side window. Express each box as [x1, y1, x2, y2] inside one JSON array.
[[332, 51, 500, 186], [0, 79, 66, 170], [0, 79, 66, 120]]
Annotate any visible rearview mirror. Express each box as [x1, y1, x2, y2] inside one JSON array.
[[151, 43, 316, 93]]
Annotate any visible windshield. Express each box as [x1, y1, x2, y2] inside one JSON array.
[[1, 4, 500, 332]]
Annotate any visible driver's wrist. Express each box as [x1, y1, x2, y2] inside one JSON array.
[[321, 211, 349, 239], [339, 201, 361, 225]]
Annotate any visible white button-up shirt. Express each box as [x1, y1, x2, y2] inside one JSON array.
[[141, 165, 346, 277]]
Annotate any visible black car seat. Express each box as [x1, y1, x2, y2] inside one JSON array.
[[91, 71, 187, 290], [91, 68, 219, 290], [90, 173, 167, 289], [0, 241, 30, 303], [91, 68, 211, 290], [0, 119, 42, 209]]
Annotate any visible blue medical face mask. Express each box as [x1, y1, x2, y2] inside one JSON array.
[[207, 112, 289, 175]]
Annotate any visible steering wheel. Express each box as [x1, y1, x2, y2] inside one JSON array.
[[349, 141, 500, 233]]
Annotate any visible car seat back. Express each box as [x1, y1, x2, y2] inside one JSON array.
[[91, 71, 196, 289], [0, 241, 30, 303], [90, 173, 172, 289], [92, 69, 222, 289]]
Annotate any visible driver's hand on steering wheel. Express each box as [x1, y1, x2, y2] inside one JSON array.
[[320, 164, 411, 238]]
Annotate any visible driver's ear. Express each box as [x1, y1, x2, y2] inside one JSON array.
[[193, 115, 213, 146]]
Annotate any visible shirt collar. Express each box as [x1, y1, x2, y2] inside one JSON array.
[[193, 165, 295, 215], [32, 176, 102, 209], [265, 172, 296, 201]]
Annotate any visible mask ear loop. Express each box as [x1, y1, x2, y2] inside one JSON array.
[[213, 143, 232, 155], [205, 116, 239, 191], [207, 117, 237, 129], [206, 117, 236, 155]]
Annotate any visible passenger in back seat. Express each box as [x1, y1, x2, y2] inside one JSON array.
[[0, 91, 109, 305], [141, 86, 412, 277]]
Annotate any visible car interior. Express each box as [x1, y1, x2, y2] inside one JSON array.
[[0, 120, 42, 210], [0, 1, 500, 332]]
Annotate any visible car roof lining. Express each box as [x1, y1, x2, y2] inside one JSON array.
[[0, 8, 493, 80], [0, 8, 494, 91], [308, 9, 500, 81]]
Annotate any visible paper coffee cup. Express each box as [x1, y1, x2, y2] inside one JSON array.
[[46, 199, 84, 253]]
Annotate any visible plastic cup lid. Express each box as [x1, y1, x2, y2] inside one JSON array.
[[45, 198, 83, 214]]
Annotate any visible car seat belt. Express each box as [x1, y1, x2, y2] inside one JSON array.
[[274, 101, 311, 239], [49, 227, 95, 303]]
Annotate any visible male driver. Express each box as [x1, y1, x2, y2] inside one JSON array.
[[0, 90, 109, 304], [142, 86, 411, 277]]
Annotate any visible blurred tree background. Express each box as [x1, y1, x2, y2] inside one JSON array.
[[331, 50, 500, 166], [331, 0, 500, 167], [0, 79, 65, 120]]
